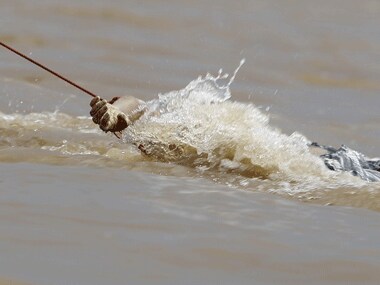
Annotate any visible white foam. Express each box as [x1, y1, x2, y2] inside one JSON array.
[[124, 62, 350, 191]]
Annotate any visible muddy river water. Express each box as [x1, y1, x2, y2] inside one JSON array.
[[0, 0, 380, 284]]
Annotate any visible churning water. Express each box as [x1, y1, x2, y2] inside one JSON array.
[[1, 0, 380, 284]]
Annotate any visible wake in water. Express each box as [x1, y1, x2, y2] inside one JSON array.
[[1, 61, 377, 186], [121, 61, 380, 186], [1, 62, 379, 210]]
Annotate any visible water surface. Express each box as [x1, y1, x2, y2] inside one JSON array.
[[1, 0, 380, 284]]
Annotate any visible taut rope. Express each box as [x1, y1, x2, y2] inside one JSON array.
[[0, 41, 100, 99]]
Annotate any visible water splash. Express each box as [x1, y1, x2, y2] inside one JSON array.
[[123, 61, 349, 187], [149, 59, 246, 115], [1, 62, 378, 210]]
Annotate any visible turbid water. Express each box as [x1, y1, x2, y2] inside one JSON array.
[[1, 0, 380, 284]]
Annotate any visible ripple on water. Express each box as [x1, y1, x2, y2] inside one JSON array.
[[0, 68, 379, 211]]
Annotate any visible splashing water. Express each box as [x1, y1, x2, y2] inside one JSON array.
[[123, 60, 361, 190], [0, 62, 378, 210]]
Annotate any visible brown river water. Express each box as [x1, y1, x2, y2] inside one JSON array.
[[1, 0, 380, 284]]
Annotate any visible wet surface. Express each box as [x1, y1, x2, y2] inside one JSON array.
[[1, 0, 380, 284]]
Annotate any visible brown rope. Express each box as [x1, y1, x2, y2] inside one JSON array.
[[0, 41, 99, 98]]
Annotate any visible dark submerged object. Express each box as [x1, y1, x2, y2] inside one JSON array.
[[311, 142, 380, 182]]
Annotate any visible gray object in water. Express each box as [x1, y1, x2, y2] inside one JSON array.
[[311, 142, 380, 182]]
